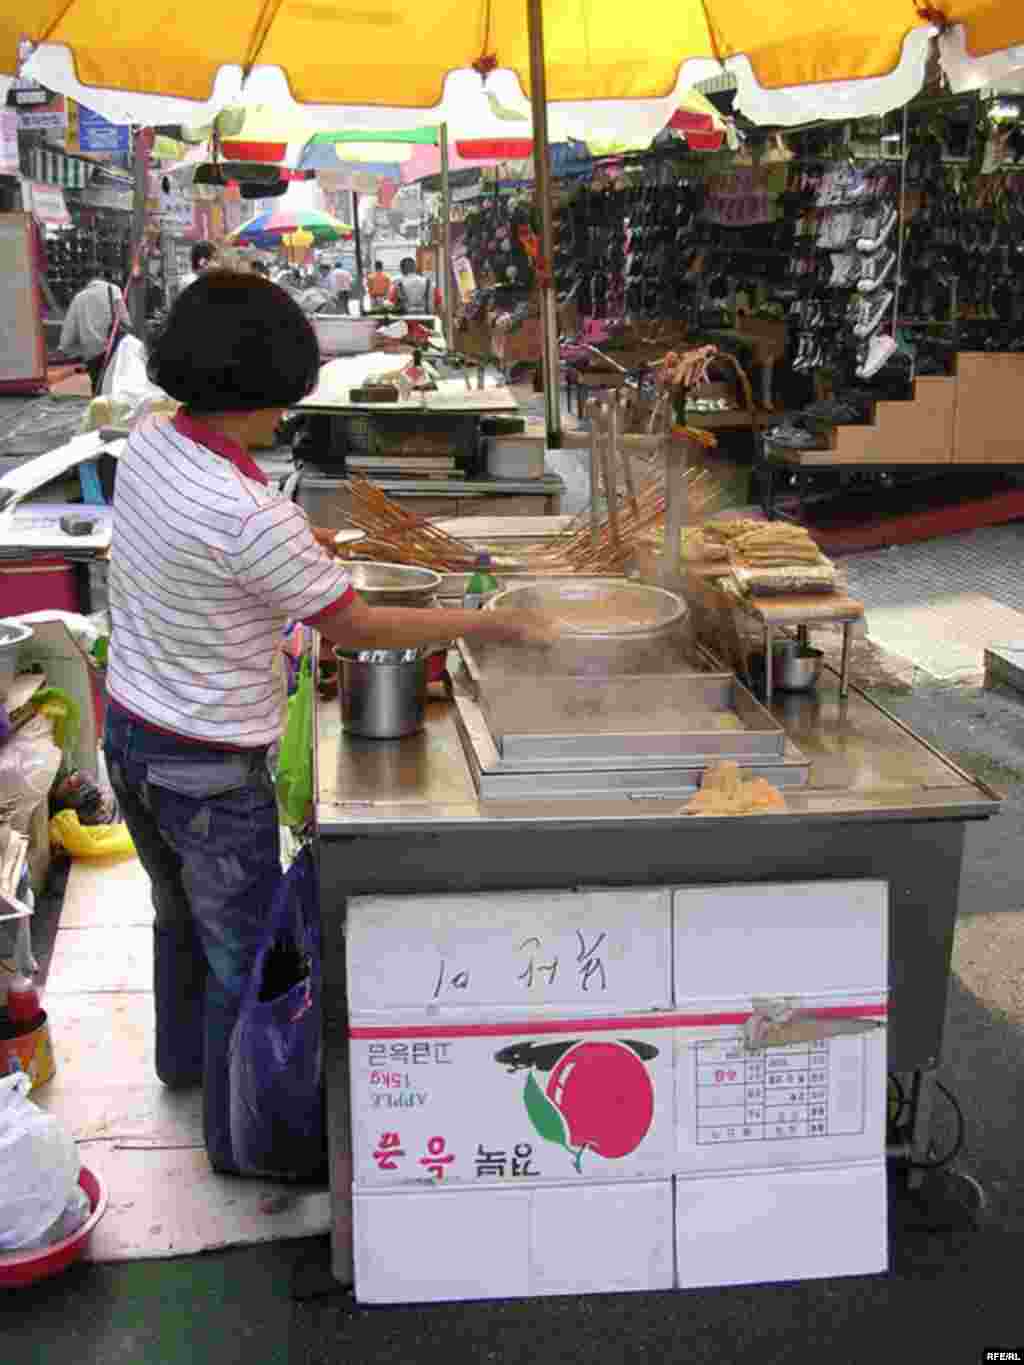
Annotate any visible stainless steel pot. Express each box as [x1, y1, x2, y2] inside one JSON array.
[[337, 648, 427, 738], [773, 643, 823, 692], [345, 561, 443, 608]]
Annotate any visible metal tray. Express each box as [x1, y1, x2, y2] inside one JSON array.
[[451, 688, 810, 801], [478, 674, 785, 761]]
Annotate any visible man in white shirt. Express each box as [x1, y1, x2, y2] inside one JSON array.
[[326, 260, 353, 313], [59, 277, 131, 394]]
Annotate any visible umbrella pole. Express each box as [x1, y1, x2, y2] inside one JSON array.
[[127, 126, 149, 336], [526, 0, 562, 447], [440, 123, 454, 349], [352, 191, 364, 314]]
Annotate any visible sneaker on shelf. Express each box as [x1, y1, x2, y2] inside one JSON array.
[[858, 248, 896, 293], [853, 288, 895, 338], [765, 423, 819, 449], [803, 398, 863, 424], [856, 334, 898, 379], [829, 252, 854, 287], [857, 203, 899, 254]]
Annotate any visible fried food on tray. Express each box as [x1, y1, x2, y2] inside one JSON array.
[[684, 760, 787, 816]]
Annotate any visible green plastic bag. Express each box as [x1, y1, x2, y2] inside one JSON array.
[[276, 654, 314, 829]]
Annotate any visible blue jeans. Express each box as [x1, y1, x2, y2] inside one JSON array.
[[103, 705, 281, 1172]]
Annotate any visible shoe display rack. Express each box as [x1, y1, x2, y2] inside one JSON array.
[[46, 221, 133, 313], [782, 158, 903, 387], [758, 350, 1024, 521]]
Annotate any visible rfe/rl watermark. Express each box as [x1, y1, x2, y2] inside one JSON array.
[[981, 1351, 1023, 1363]]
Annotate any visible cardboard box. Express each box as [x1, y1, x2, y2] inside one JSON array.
[[674, 992, 888, 1176], [354, 1180, 674, 1303], [346, 887, 672, 1017], [671, 881, 889, 1287], [349, 1021, 674, 1191], [675, 1161, 887, 1290], [346, 879, 890, 1302]]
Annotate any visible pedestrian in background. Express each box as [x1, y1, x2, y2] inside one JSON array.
[[327, 259, 353, 313], [389, 257, 440, 314], [58, 275, 131, 395], [178, 240, 218, 295], [367, 259, 391, 306]]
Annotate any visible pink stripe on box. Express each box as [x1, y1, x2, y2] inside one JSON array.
[[348, 1003, 888, 1041]]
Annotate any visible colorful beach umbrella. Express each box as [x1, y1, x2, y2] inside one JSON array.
[[226, 206, 352, 248]]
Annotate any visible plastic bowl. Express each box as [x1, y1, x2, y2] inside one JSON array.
[[0, 1166, 108, 1288]]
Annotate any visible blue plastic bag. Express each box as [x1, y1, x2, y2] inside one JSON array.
[[228, 846, 327, 1180]]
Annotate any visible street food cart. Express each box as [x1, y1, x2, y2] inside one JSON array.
[[293, 360, 562, 522], [313, 577, 999, 1303]]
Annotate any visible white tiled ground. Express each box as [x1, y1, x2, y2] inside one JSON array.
[[839, 523, 1024, 681], [35, 856, 331, 1261]]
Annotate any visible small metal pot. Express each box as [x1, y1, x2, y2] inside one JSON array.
[[774, 645, 823, 692], [337, 648, 427, 738]]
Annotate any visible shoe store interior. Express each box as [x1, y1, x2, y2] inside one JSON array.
[[450, 89, 1024, 527]]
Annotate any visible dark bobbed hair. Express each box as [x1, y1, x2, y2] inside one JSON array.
[[191, 240, 216, 271], [374, 259, 384, 270], [148, 271, 321, 413], [399, 257, 416, 273]]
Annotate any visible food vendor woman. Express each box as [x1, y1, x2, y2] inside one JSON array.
[[102, 271, 553, 1176]]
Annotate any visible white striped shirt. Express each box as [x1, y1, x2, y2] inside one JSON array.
[[107, 412, 353, 748]]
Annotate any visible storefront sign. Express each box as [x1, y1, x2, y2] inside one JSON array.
[[0, 111, 19, 177], [156, 176, 193, 230], [319, 167, 397, 195], [77, 106, 131, 155], [703, 167, 781, 227], [21, 180, 72, 226], [82, 185, 134, 213], [13, 82, 67, 132]]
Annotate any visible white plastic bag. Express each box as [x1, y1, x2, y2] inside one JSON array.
[[0, 712, 62, 833], [0, 1073, 80, 1250]]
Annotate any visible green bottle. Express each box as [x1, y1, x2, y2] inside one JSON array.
[[464, 552, 499, 610]]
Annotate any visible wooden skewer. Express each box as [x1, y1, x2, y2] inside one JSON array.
[[586, 397, 602, 549], [599, 399, 622, 558], [615, 389, 640, 517]]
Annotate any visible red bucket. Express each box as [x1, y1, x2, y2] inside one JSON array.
[[0, 1166, 108, 1288]]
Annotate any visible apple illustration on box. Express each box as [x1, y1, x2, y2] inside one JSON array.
[[494, 1039, 658, 1172]]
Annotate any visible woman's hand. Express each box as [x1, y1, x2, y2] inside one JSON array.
[[484, 609, 563, 648]]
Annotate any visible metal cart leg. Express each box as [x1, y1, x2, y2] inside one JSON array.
[[839, 622, 853, 699]]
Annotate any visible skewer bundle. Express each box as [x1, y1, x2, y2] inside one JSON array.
[[339, 478, 480, 571]]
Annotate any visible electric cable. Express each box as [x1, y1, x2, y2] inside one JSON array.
[[904, 1078, 966, 1172]]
